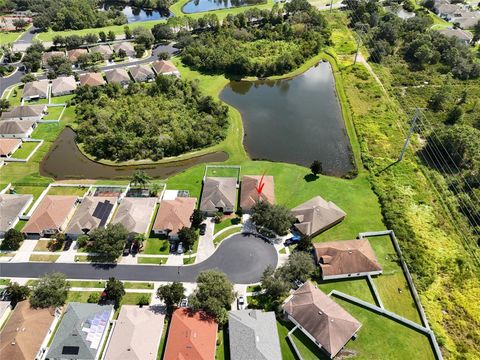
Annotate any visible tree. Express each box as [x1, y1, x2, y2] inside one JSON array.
[[190, 209, 205, 228], [13, 18, 28, 30], [87, 292, 100, 303], [130, 169, 151, 188], [30, 272, 70, 308], [189, 269, 234, 324], [152, 23, 174, 42], [124, 25, 133, 39], [76, 234, 89, 249], [21, 73, 36, 83], [88, 223, 128, 262], [65, 35, 84, 49], [428, 87, 450, 112], [117, 48, 127, 59], [104, 277, 125, 308], [149, 182, 162, 196], [83, 33, 99, 44], [278, 251, 315, 283], [5, 282, 30, 306], [107, 30, 116, 42], [1, 228, 23, 250], [99, 31, 107, 42], [133, 27, 154, 48], [0, 99, 10, 114], [445, 106, 464, 125], [261, 266, 290, 303], [251, 201, 296, 235], [156, 282, 185, 312], [52, 35, 65, 47], [134, 43, 146, 58], [178, 227, 197, 251], [157, 51, 170, 60], [310, 160, 323, 176]]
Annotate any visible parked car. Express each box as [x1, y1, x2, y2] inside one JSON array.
[[293, 279, 303, 289], [284, 238, 295, 247], [199, 223, 207, 236], [0, 288, 10, 301], [170, 242, 178, 253], [179, 298, 188, 308], [177, 242, 184, 254], [123, 240, 132, 256], [237, 296, 245, 310]]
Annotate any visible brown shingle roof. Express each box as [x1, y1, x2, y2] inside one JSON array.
[[0, 301, 55, 360], [22, 195, 77, 234], [23, 80, 49, 99], [291, 196, 346, 237], [90, 44, 113, 59], [0, 104, 46, 120], [79, 72, 106, 87], [0, 119, 35, 135], [51, 76, 77, 96], [129, 64, 155, 81], [240, 175, 275, 210], [163, 308, 217, 360], [313, 239, 382, 278], [111, 197, 157, 235], [67, 48, 88, 62], [0, 193, 33, 232], [200, 177, 237, 213], [105, 68, 130, 84], [112, 42, 135, 56], [42, 51, 65, 66], [152, 60, 178, 75], [153, 197, 196, 236], [66, 196, 116, 235], [283, 282, 361, 358], [0, 138, 21, 156]]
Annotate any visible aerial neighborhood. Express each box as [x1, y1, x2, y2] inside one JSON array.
[[0, 0, 478, 359]]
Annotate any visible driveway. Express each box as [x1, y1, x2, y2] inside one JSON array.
[[0, 234, 277, 284]]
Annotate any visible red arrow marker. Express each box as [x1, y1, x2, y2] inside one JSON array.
[[256, 173, 265, 195]]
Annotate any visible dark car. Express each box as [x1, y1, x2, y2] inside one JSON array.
[[123, 240, 132, 256], [170, 241, 178, 253], [199, 223, 207, 236]]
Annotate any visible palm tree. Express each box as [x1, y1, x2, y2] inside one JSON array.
[[130, 170, 151, 189]]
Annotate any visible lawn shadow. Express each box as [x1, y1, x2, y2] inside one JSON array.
[[303, 173, 319, 182]]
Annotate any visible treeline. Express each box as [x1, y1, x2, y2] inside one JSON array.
[[179, 0, 331, 78], [74, 76, 229, 161], [344, 0, 480, 80]]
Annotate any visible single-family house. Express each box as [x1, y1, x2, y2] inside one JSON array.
[[105, 68, 131, 86], [0, 104, 47, 121], [112, 42, 135, 57], [163, 308, 217, 360], [240, 175, 275, 211], [0, 193, 33, 235], [45, 303, 114, 360], [0, 138, 22, 157], [65, 196, 116, 238], [90, 44, 113, 60], [283, 282, 361, 359], [129, 64, 155, 82], [22, 195, 78, 237], [152, 197, 196, 240], [0, 119, 36, 138], [0, 301, 11, 328], [111, 197, 157, 237], [452, 11, 480, 29], [103, 305, 165, 360], [79, 72, 106, 87], [313, 239, 382, 280], [23, 79, 49, 100], [438, 27, 474, 44], [228, 310, 282, 360], [67, 48, 88, 64], [0, 300, 56, 360], [42, 51, 65, 67], [200, 177, 237, 215], [291, 196, 346, 237], [51, 76, 77, 97], [152, 60, 180, 76]]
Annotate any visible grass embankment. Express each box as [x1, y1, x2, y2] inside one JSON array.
[[213, 227, 241, 247]]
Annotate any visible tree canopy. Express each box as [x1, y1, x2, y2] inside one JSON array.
[[156, 282, 185, 312], [251, 201, 296, 235], [1, 228, 24, 250], [30, 272, 70, 308], [87, 223, 128, 262]]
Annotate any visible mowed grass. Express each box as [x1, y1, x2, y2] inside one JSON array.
[[316, 277, 376, 304], [29, 254, 60, 262], [4, 85, 23, 105], [50, 95, 74, 104], [213, 227, 241, 247], [138, 257, 167, 265], [47, 185, 87, 197], [33, 240, 60, 252], [214, 216, 241, 234], [11, 141, 39, 159], [43, 106, 64, 120], [67, 291, 100, 302], [68, 280, 105, 288], [0, 30, 23, 45], [144, 236, 170, 255]]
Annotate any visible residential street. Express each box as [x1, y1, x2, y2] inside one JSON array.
[[0, 234, 278, 284]]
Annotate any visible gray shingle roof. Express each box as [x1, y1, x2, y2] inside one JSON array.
[[46, 303, 114, 360], [0, 194, 33, 232], [228, 310, 282, 360], [0, 120, 35, 135], [200, 177, 237, 213], [0, 105, 46, 120], [66, 196, 116, 235]]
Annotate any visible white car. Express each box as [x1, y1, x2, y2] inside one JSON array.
[[237, 296, 246, 310]]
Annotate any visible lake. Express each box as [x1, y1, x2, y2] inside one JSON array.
[[182, 0, 265, 14], [220, 62, 354, 176], [101, 4, 171, 22], [40, 128, 228, 180]]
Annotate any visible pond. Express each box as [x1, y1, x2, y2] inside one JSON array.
[[101, 4, 171, 22], [40, 128, 228, 180], [220, 62, 355, 177], [182, 0, 265, 14]]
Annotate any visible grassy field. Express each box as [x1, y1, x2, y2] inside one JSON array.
[[11, 141, 39, 159], [43, 106, 65, 120], [50, 95, 74, 104]]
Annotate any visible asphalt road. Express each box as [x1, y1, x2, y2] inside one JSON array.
[[0, 234, 278, 284]]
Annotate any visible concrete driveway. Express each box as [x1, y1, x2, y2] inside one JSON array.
[[0, 234, 278, 284]]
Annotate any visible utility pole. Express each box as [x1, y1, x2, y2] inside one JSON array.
[[330, 0, 334, 12], [353, 26, 367, 65], [398, 108, 421, 162]]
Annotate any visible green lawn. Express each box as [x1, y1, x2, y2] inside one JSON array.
[[316, 277, 375, 304], [279, 247, 287, 254], [214, 217, 241, 234], [68, 280, 105, 288], [14, 220, 27, 231], [213, 227, 241, 247], [74, 255, 90, 262], [25, 98, 49, 105], [4, 84, 23, 105], [205, 166, 240, 179], [0, 30, 24, 45], [138, 257, 167, 265], [33, 239, 61, 252], [11, 142, 39, 159], [50, 95, 74, 104], [43, 106, 64, 120], [67, 291, 100, 302], [144, 236, 170, 255], [247, 285, 261, 293], [183, 256, 195, 265], [0, 279, 10, 286], [120, 292, 151, 306], [29, 254, 60, 262], [124, 281, 154, 289], [157, 318, 170, 360], [47, 185, 87, 197]]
